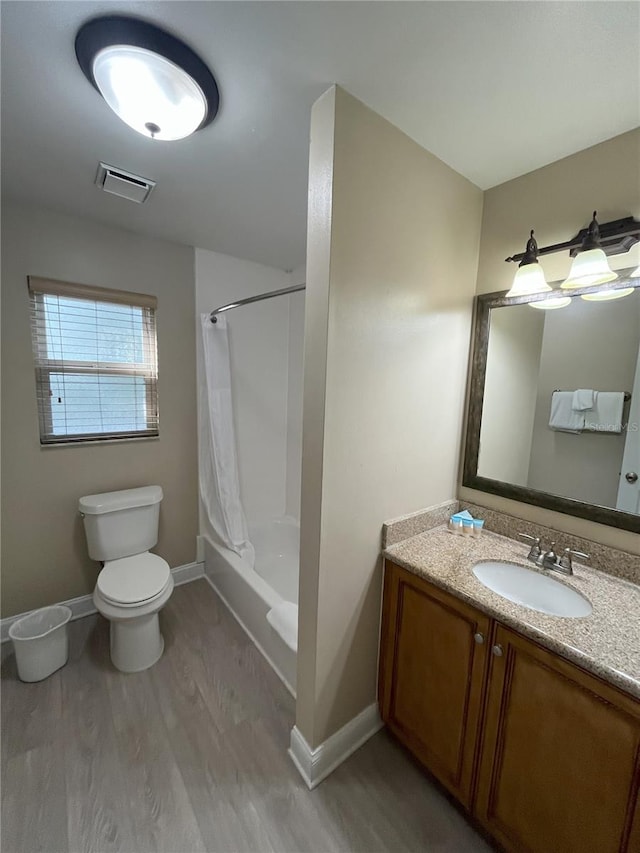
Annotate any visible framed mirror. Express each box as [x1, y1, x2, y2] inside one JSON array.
[[463, 267, 640, 533]]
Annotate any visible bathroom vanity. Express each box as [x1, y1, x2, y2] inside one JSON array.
[[378, 527, 640, 853]]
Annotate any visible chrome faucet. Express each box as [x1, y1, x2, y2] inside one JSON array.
[[541, 543, 590, 575], [540, 542, 561, 571], [519, 534, 589, 576]]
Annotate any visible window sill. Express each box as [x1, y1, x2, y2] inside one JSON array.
[[40, 435, 160, 449]]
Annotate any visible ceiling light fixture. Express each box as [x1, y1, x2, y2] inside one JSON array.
[[505, 231, 551, 297], [75, 15, 220, 141]]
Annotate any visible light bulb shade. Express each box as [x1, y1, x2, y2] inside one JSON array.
[[505, 262, 551, 297], [93, 46, 206, 140], [528, 296, 572, 310], [76, 16, 219, 141], [561, 248, 618, 289], [581, 287, 634, 302]]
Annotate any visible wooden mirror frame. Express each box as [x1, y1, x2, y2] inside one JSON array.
[[462, 274, 640, 534]]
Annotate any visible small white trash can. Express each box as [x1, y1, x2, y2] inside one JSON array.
[[8, 605, 72, 682]]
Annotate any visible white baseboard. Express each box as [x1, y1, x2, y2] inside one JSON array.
[[171, 560, 205, 586], [1, 561, 204, 643], [288, 702, 383, 789], [201, 573, 296, 698]]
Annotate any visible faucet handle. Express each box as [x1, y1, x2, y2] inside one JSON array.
[[518, 533, 542, 561], [559, 548, 589, 572]]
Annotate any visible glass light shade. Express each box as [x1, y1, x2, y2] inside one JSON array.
[[560, 248, 618, 289], [93, 45, 206, 140], [630, 265, 640, 278], [505, 262, 551, 297], [580, 287, 634, 302], [528, 295, 572, 310]]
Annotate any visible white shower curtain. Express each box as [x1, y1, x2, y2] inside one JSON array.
[[199, 313, 254, 566]]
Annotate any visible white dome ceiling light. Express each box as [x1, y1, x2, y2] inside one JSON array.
[[75, 16, 220, 141]]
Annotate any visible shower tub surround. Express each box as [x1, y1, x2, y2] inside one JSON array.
[[203, 517, 299, 694], [195, 248, 305, 697]]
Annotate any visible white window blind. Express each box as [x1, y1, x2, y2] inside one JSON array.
[[28, 277, 159, 445]]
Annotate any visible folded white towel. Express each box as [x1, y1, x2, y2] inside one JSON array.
[[549, 392, 584, 433], [572, 389, 595, 411], [266, 601, 298, 652], [584, 392, 625, 434]]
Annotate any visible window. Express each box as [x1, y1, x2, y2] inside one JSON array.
[[28, 277, 159, 444]]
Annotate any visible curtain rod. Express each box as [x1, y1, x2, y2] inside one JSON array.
[[209, 283, 306, 323]]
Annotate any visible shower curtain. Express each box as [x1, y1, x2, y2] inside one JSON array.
[[199, 313, 255, 566]]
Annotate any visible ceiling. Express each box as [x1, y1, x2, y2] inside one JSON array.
[[2, 1, 639, 270]]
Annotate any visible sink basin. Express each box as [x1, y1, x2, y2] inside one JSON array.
[[472, 561, 592, 618]]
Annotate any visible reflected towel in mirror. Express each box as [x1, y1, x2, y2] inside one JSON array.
[[549, 392, 585, 433], [572, 389, 595, 411], [584, 392, 625, 433]]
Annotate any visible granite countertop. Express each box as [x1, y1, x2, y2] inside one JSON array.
[[384, 525, 640, 700]]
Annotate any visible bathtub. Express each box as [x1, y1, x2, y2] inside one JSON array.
[[203, 517, 299, 695]]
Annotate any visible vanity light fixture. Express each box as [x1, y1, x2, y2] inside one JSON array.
[[505, 212, 640, 304], [505, 231, 552, 297], [561, 212, 618, 290], [528, 295, 572, 310], [75, 15, 220, 141], [581, 285, 635, 302]]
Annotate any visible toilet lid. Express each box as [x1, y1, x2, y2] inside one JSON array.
[[98, 553, 171, 606]]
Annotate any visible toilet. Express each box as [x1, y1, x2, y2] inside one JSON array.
[[78, 485, 174, 673]]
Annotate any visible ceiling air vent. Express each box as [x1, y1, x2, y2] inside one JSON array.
[[95, 163, 156, 203]]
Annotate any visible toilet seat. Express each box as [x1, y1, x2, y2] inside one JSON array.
[[97, 552, 171, 607]]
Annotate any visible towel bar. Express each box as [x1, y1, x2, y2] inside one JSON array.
[[552, 390, 631, 402]]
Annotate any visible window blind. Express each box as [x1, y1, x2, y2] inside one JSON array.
[[28, 277, 159, 445]]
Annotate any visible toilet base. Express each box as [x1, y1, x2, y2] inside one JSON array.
[[93, 576, 173, 674], [110, 612, 165, 673]]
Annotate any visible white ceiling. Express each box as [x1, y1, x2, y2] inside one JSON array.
[[2, 1, 639, 270]]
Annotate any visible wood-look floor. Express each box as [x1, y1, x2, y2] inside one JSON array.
[[1, 579, 492, 853]]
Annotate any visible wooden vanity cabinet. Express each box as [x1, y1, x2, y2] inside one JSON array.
[[378, 561, 491, 808], [476, 623, 640, 853], [379, 561, 640, 853]]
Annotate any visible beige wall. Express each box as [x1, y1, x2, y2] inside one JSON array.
[[527, 294, 639, 507], [461, 128, 640, 554], [297, 87, 483, 747], [1, 202, 198, 617], [479, 305, 544, 485]]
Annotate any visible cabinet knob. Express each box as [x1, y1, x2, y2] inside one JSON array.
[[474, 632, 485, 645], [492, 644, 504, 657]]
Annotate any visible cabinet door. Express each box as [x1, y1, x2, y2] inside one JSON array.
[[475, 624, 640, 853], [379, 561, 490, 808]]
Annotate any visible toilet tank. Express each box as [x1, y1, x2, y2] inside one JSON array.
[[79, 486, 163, 561]]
